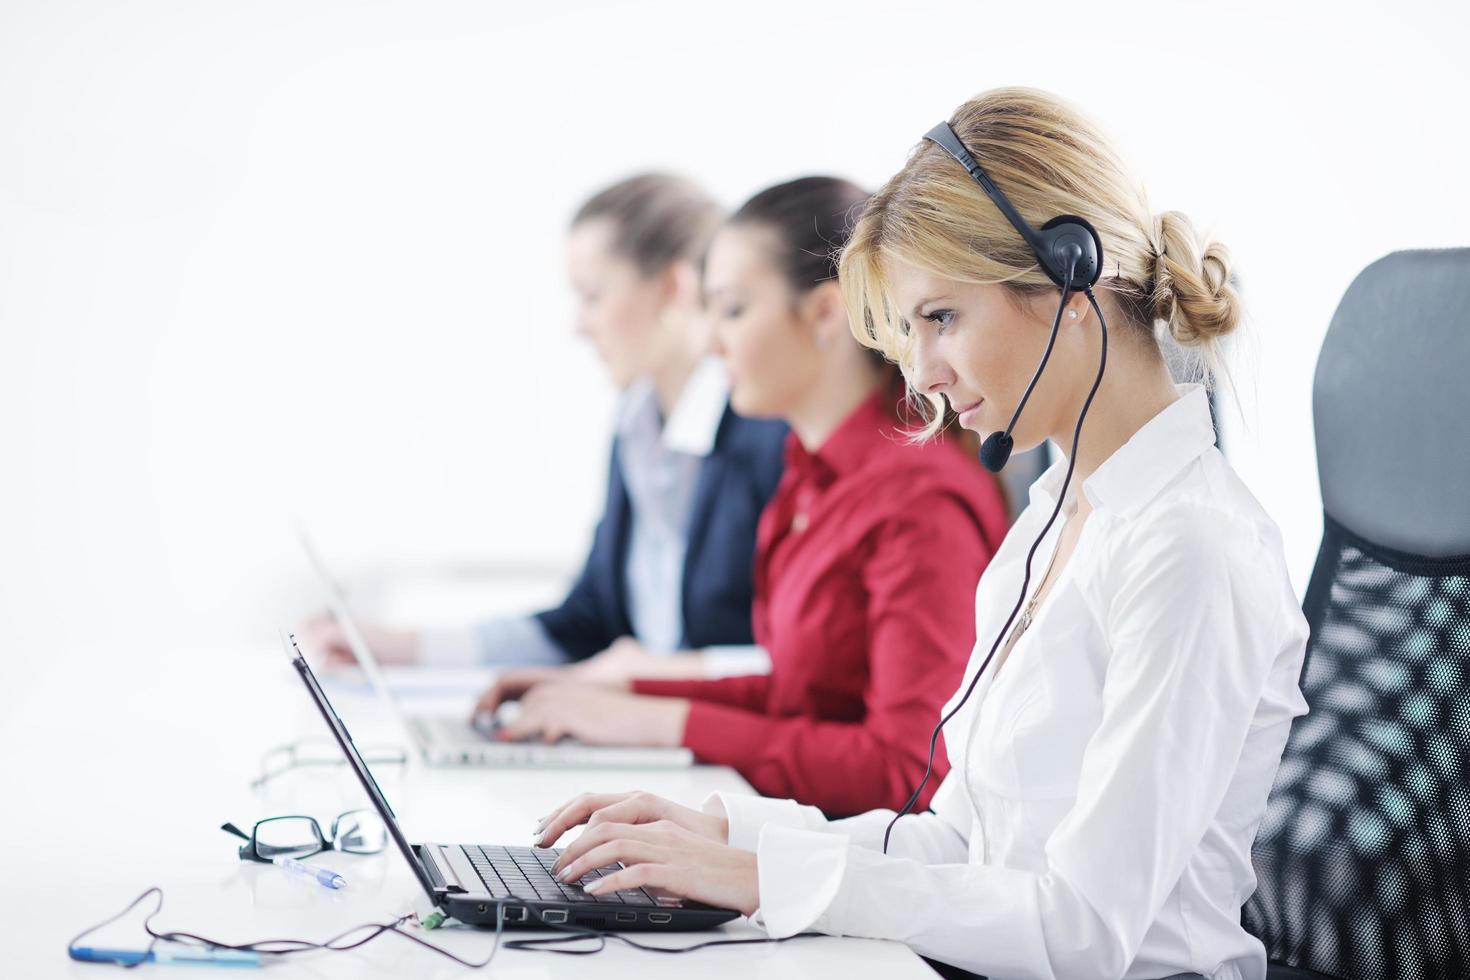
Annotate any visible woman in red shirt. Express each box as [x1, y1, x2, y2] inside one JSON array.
[[486, 178, 1009, 814]]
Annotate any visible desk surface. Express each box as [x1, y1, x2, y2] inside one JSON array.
[[0, 641, 933, 977]]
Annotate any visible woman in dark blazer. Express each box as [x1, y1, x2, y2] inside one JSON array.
[[303, 174, 787, 683], [537, 401, 787, 664]]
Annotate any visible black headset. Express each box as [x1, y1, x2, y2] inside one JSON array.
[[923, 121, 1104, 473], [881, 121, 1113, 853]]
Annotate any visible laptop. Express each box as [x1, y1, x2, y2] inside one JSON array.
[[299, 533, 695, 769], [286, 636, 738, 931]]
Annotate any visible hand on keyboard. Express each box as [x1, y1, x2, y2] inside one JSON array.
[[464, 845, 657, 906], [534, 791, 728, 851]]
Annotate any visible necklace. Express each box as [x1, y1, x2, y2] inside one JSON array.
[[1008, 521, 1067, 647], [966, 510, 1073, 864]]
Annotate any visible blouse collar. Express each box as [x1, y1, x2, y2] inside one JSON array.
[[1030, 383, 1218, 518]]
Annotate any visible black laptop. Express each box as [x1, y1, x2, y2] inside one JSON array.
[[288, 639, 740, 931]]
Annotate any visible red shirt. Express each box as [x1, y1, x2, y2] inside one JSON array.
[[633, 389, 1009, 814]]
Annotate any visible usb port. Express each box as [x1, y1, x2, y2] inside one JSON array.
[[614, 912, 636, 923], [542, 909, 568, 924], [648, 912, 672, 924]]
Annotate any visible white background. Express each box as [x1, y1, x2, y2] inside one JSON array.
[[3, 0, 1468, 720]]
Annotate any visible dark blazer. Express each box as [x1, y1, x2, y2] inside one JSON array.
[[535, 406, 788, 661]]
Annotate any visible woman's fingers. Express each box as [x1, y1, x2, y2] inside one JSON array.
[[582, 861, 664, 896], [584, 792, 665, 831], [491, 683, 566, 740], [294, 615, 351, 666], [493, 702, 543, 741], [531, 815, 758, 915], [499, 712, 562, 744], [585, 792, 725, 844], [551, 820, 676, 876], [544, 792, 669, 851], [472, 678, 514, 719], [554, 837, 668, 886], [581, 839, 757, 915], [472, 668, 556, 719], [549, 820, 642, 873], [323, 645, 355, 666], [533, 792, 640, 847]]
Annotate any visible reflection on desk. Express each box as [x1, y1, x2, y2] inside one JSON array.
[[2, 641, 932, 977]]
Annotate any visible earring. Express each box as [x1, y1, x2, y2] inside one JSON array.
[[1068, 310, 1078, 319]]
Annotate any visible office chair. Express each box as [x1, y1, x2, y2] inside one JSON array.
[[1242, 249, 1470, 979]]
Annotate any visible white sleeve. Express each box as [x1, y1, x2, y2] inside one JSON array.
[[747, 507, 1294, 980], [417, 615, 567, 668], [702, 791, 831, 852], [698, 645, 772, 679], [705, 765, 970, 861]]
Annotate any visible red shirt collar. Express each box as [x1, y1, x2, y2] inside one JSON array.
[[783, 387, 900, 488]]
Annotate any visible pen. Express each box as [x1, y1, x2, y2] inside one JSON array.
[[274, 854, 348, 889], [70, 945, 262, 967]]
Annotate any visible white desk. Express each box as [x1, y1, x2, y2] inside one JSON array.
[[0, 640, 934, 977]]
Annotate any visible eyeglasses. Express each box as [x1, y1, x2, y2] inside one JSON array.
[[221, 809, 387, 863], [251, 737, 407, 789]]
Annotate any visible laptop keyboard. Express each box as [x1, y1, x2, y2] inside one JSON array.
[[417, 716, 488, 747], [465, 845, 658, 906]]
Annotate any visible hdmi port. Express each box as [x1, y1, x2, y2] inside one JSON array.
[[648, 912, 672, 924], [542, 909, 568, 924], [614, 911, 636, 923]]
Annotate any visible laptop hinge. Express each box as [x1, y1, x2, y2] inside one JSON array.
[[421, 842, 467, 893]]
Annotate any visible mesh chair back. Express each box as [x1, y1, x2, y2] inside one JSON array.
[[1243, 249, 1470, 979]]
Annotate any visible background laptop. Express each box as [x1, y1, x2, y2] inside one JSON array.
[[287, 637, 736, 931], [300, 533, 695, 769]]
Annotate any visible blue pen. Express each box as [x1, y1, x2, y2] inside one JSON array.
[[70, 946, 261, 967], [274, 854, 347, 889]]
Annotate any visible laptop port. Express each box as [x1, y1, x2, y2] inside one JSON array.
[[614, 912, 636, 924], [503, 906, 527, 923], [542, 909, 568, 925], [648, 912, 672, 924]]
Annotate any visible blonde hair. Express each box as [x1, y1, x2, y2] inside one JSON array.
[[840, 87, 1241, 436]]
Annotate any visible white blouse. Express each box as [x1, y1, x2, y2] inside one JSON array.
[[707, 384, 1310, 980]]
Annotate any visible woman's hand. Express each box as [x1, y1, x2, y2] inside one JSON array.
[[294, 612, 418, 667], [471, 638, 707, 721], [472, 666, 572, 720], [533, 790, 728, 849], [577, 637, 709, 682], [494, 683, 690, 747], [533, 792, 755, 916], [561, 821, 759, 916]]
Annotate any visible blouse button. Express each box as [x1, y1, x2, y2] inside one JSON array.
[[791, 512, 809, 533]]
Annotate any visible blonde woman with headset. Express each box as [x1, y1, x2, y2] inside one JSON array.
[[523, 88, 1309, 980]]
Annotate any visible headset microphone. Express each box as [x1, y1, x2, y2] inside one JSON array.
[[881, 121, 1112, 854], [977, 272, 1073, 473], [978, 431, 1014, 472]]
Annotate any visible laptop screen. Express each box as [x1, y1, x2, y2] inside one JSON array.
[[297, 532, 416, 741], [287, 637, 439, 902]]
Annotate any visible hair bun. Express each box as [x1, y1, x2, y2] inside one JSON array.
[[1150, 211, 1242, 347]]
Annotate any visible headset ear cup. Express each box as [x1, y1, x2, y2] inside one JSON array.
[[1039, 215, 1104, 288]]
